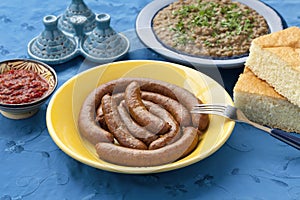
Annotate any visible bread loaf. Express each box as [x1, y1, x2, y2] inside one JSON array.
[[234, 67, 300, 133], [245, 27, 300, 107]]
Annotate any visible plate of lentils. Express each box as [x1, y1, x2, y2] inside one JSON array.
[[136, 0, 284, 68]]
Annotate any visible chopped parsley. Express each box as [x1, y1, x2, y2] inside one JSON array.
[[171, 0, 257, 44]]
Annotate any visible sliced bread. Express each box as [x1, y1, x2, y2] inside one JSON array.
[[234, 67, 300, 133], [245, 26, 300, 107]]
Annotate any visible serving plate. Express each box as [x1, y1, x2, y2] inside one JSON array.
[[136, 0, 284, 68], [46, 60, 235, 174]]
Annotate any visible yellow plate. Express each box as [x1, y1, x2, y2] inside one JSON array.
[[46, 60, 235, 174]]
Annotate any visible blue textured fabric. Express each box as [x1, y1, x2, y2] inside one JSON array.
[[0, 1, 299, 199]]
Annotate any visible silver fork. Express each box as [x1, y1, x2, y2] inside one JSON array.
[[191, 104, 300, 150]]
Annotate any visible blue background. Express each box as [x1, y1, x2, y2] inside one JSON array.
[[0, 0, 299, 199]]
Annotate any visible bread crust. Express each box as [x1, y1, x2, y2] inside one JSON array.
[[246, 27, 300, 106], [252, 26, 300, 71], [234, 67, 285, 100], [234, 67, 300, 133]]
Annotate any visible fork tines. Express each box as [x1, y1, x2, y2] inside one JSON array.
[[190, 104, 227, 115]]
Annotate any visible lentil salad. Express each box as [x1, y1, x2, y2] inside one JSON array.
[[152, 0, 269, 58]]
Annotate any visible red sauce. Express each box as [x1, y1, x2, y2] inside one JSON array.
[[0, 69, 49, 104]]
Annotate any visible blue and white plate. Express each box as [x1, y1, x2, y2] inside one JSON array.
[[136, 0, 285, 68]]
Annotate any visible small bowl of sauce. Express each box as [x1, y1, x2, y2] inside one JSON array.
[[0, 59, 57, 119]]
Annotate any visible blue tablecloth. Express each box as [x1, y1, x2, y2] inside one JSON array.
[[0, 1, 299, 199]]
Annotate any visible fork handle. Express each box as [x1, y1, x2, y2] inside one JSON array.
[[270, 129, 300, 150]]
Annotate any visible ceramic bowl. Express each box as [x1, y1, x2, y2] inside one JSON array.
[[0, 59, 57, 119]]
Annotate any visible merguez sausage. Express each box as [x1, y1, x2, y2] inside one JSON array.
[[96, 92, 125, 130], [125, 81, 170, 134], [118, 101, 158, 145], [78, 88, 114, 145], [141, 91, 191, 127], [101, 94, 147, 150], [144, 101, 181, 150], [135, 78, 208, 131], [78, 77, 209, 166], [78, 78, 208, 144], [95, 127, 199, 167]]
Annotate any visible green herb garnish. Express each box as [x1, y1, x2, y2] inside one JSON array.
[[170, 0, 255, 44]]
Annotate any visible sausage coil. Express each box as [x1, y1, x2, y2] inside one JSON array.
[[78, 77, 209, 166]]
